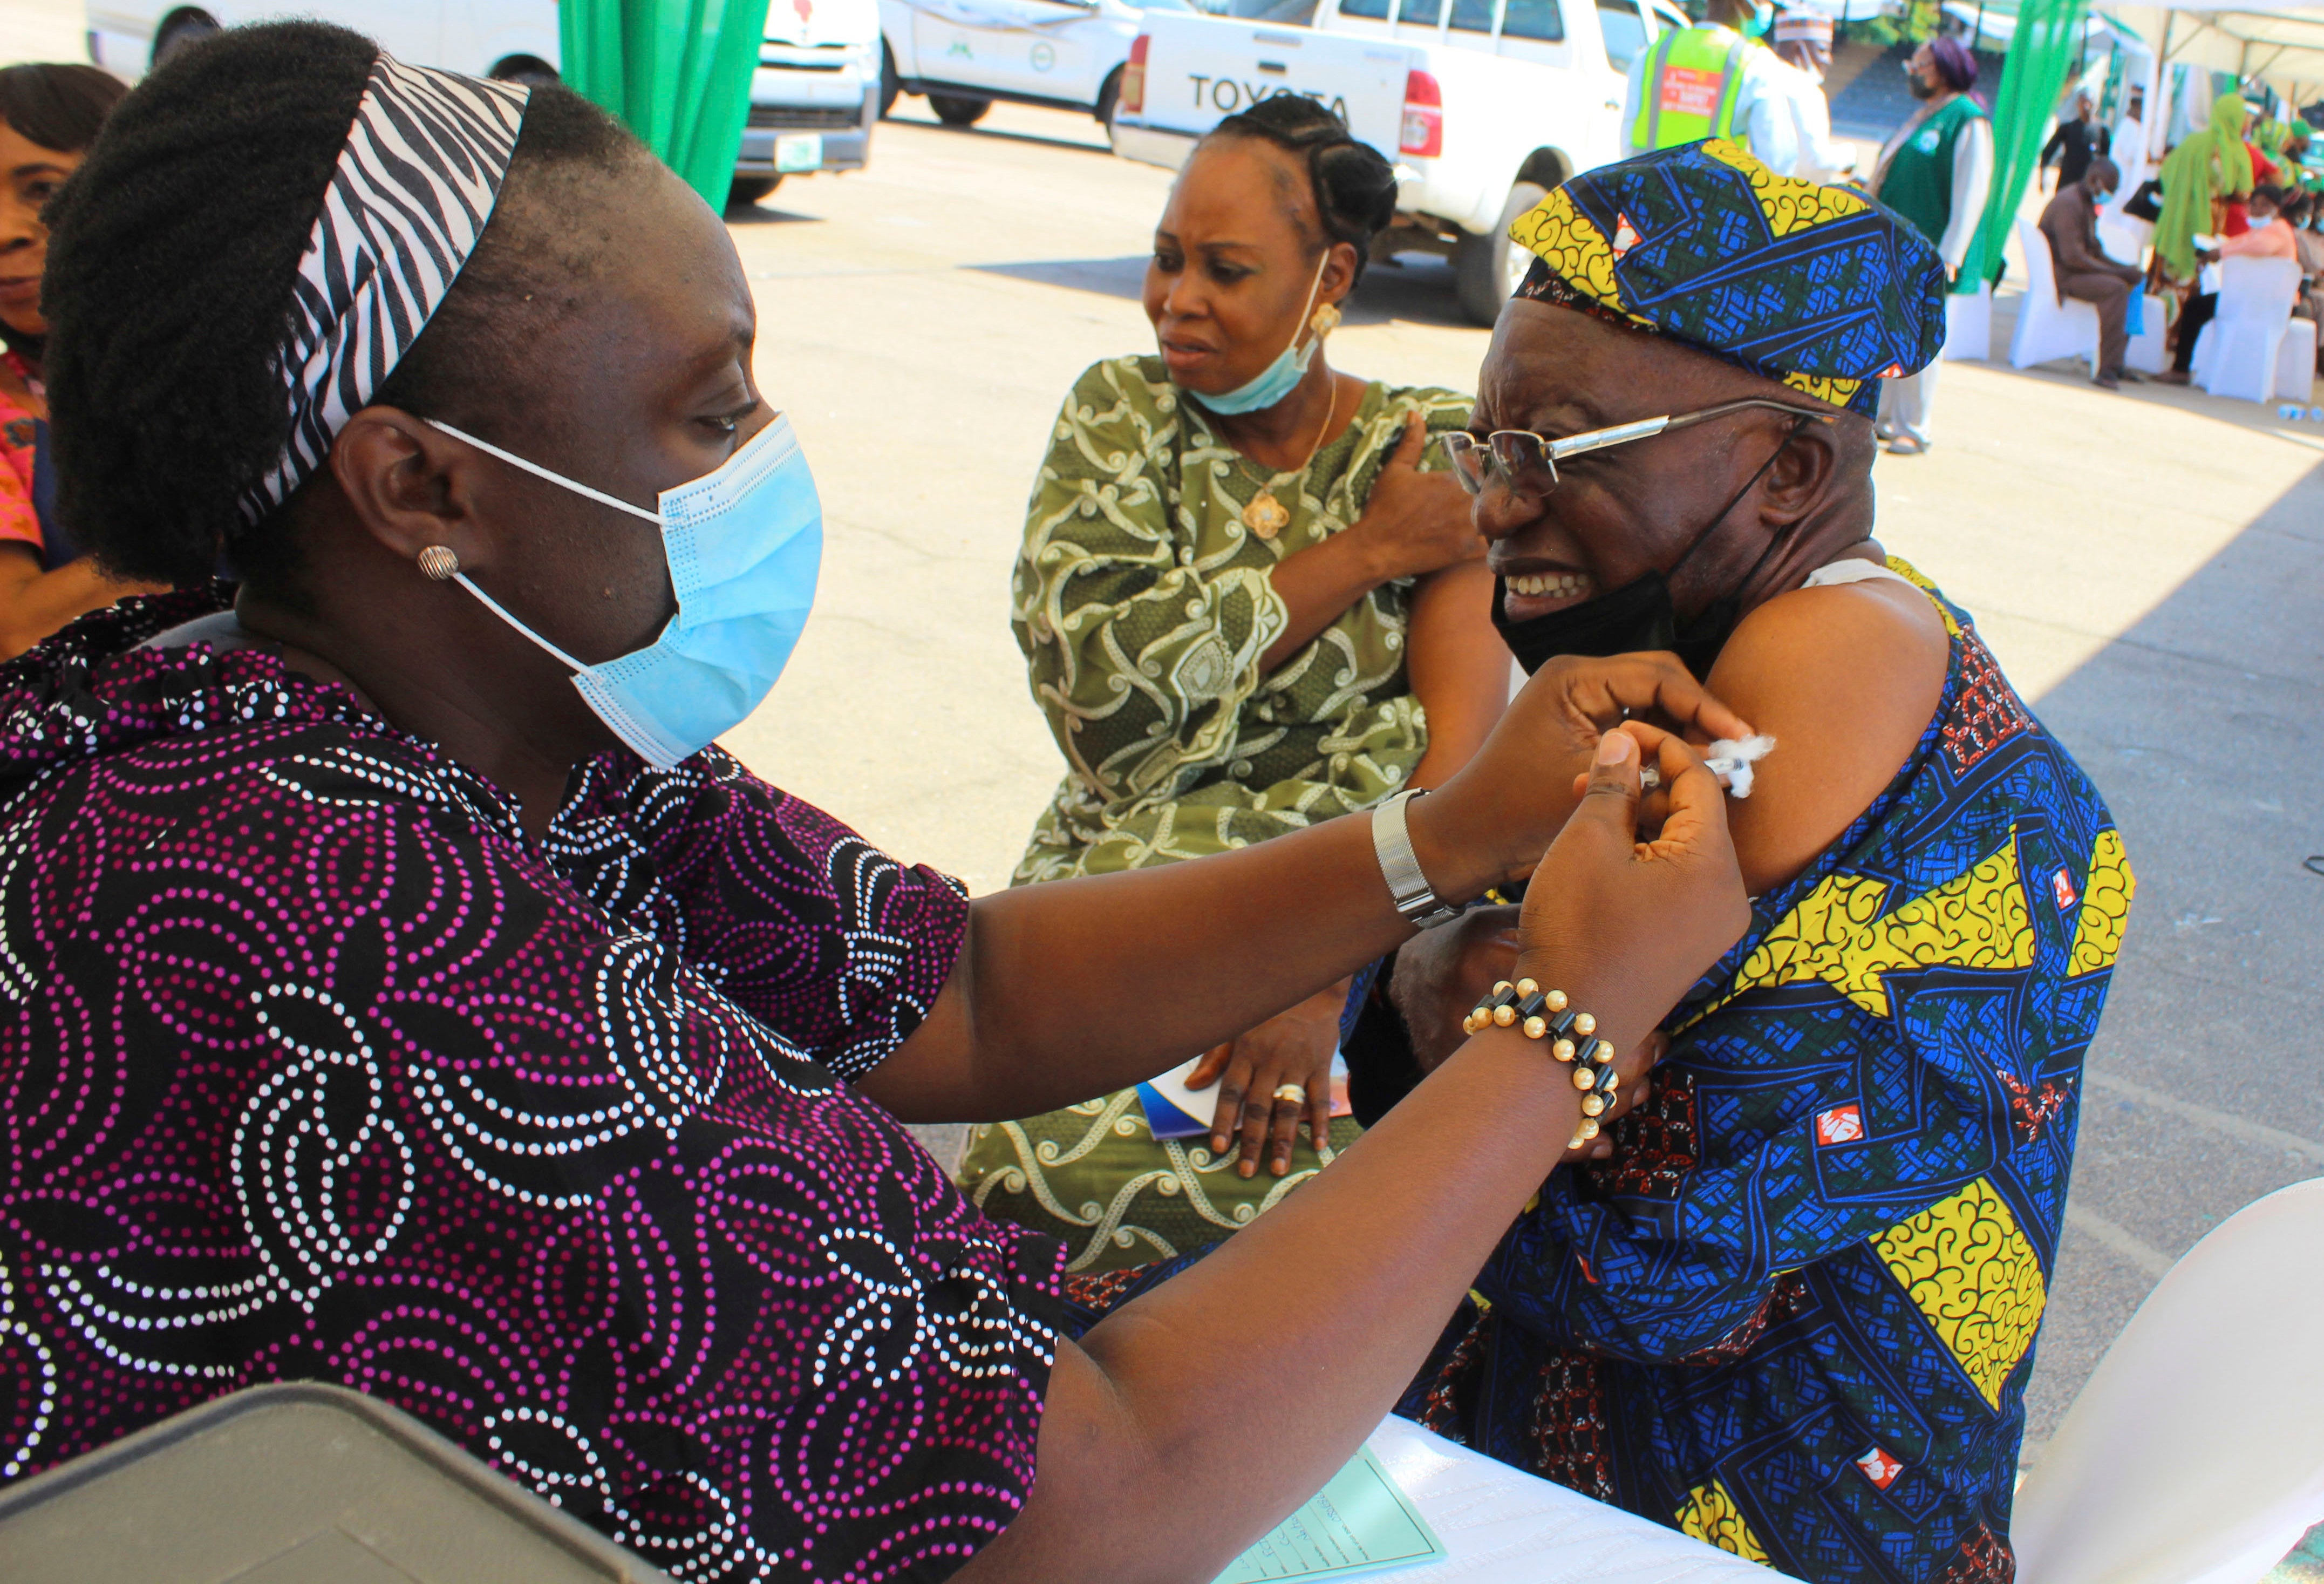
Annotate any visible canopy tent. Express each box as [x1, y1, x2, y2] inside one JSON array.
[[560, 0, 774, 209], [2103, 1, 2324, 105]]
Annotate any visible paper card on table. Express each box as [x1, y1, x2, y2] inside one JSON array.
[[1137, 1055, 1355, 1142], [1211, 1446, 1446, 1582]]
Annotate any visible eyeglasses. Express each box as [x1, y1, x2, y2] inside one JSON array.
[[1441, 397, 1836, 500]]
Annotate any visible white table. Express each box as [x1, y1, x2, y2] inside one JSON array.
[[1362, 1416, 1790, 1583]]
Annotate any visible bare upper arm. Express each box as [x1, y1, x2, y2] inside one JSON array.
[[1702, 577, 1948, 896]]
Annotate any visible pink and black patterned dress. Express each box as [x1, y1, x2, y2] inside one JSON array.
[[0, 592, 1068, 1581]]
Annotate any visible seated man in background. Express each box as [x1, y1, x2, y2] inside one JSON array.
[[1352, 141, 2135, 1584], [2036, 155, 2146, 389]]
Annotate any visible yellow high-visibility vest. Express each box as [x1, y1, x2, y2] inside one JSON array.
[[1632, 24, 1750, 150]]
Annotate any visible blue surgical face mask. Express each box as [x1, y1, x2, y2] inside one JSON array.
[[1183, 253, 1331, 417], [1743, 2, 1774, 37], [429, 414, 823, 771]]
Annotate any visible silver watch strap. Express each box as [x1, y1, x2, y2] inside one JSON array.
[[1372, 788, 1463, 929]]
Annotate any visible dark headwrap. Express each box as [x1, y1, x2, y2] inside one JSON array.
[[1508, 139, 1947, 418], [1927, 36, 1978, 93]]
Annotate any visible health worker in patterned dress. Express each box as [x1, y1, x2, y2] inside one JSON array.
[[0, 24, 1764, 1582], [960, 94, 1510, 1253], [1362, 140, 2134, 1584]]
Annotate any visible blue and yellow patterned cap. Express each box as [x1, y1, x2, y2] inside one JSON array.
[[1509, 139, 1946, 418]]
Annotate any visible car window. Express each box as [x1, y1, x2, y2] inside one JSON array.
[[1226, 0, 1320, 17], [1396, 0, 1444, 23], [1140, 0, 1195, 11], [1338, 0, 1392, 16], [1502, 0, 1563, 38], [1450, 0, 1497, 30], [1597, 0, 1645, 65]]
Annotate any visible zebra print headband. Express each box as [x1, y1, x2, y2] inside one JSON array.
[[241, 55, 530, 527]]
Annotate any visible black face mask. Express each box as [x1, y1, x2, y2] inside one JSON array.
[[1491, 417, 1808, 681], [1493, 569, 1739, 679]]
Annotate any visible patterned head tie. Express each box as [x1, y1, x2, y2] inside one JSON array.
[[1508, 139, 1946, 419], [242, 54, 530, 527]]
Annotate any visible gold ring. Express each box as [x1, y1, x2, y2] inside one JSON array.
[[1272, 1083, 1308, 1105]]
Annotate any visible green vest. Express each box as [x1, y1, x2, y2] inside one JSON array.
[[1631, 24, 1750, 150], [1879, 93, 1985, 257]]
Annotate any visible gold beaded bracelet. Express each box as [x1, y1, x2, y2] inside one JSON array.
[[1461, 977, 1621, 1152]]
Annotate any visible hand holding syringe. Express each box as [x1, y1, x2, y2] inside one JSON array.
[[1638, 735, 1776, 798]]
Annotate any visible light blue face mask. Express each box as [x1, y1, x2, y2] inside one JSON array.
[[1183, 253, 1331, 417], [1742, 2, 1775, 36], [428, 414, 823, 771]]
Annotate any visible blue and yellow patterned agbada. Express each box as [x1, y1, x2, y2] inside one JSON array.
[[1401, 564, 2132, 1584], [1509, 139, 1948, 417]]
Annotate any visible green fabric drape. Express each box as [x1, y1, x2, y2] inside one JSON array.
[[1955, 0, 2087, 296], [560, 0, 773, 209], [2153, 94, 2254, 284]]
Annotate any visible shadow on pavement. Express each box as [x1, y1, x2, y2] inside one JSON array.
[[965, 251, 1485, 331], [881, 108, 1114, 159], [726, 205, 824, 226], [2019, 452, 2324, 1450]]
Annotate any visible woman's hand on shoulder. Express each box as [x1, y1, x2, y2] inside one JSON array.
[[1704, 573, 1949, 895], [1350, 411, 1483, 583]]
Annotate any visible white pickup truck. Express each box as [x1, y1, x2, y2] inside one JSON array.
[[1110, 0, 1685, 324], [877, 0, 1195, 133]]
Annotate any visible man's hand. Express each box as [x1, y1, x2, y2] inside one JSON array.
[[1187, 979, 1349, 1178], [1390, 908, 1519, 1075]]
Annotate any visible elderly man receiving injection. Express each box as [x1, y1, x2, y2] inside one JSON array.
[[1351, 141, 2135, 1584]]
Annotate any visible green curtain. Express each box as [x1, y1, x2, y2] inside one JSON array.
[[1955, 0, 2087, 295], [560, 0, 774, 209]]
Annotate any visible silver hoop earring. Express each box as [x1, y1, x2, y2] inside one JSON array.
[[417, 545, 460, 581]]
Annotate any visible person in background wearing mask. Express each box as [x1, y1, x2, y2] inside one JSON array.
[[1620, 0, 1795, 171], [0, 63, 165, 656], [1350, 140, 2132, 1584], [961, 94, 1510, 1262], [2040, 90, 2103, 192], [1869, 37, 1991, 454], [2285, 191, 2324, 338], [1762, 10, 1857, 184], [2036, 155, 2146, 389], [2158, 181, 2296, 384]]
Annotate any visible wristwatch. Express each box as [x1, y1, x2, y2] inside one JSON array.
[[1371, 788, 1463, 929]]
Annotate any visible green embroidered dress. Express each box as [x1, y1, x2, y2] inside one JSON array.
[[957, 354, 1470, 1269]]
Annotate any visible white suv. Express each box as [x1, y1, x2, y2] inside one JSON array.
[[85, 1, 883, 202], [877, 0, 1194, 135]]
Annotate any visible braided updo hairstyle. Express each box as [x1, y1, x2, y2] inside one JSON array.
[[1206, 96, 1398, 285], [40, 21, 642, 598]]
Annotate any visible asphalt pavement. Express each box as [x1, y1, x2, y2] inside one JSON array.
[[721, 100, 2322, 1467]]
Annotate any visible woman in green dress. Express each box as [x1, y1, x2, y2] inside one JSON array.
[[957, 97, 1511, 1269]]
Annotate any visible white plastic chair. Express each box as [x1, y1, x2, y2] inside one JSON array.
[[2126, 292, 2172, 375], [1943, 283, 1992, 362], [2191, 255, 2304, 402], [2011, 1177, 2324, 1584], [2276, 318, 2318, 404], [2097, 209, 2153, 272], [2010, 216, 2103, 372]]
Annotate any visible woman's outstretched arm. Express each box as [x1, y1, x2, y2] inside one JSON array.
[[962, 729, 1753, 1583], [855, 652, 1754, 1123]]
